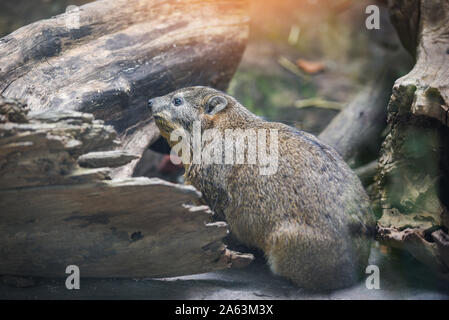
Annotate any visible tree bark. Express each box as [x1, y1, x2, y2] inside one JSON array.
[[376, 0, 449, 276]]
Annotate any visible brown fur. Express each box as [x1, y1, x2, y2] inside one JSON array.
[[149, 86, 376, 291]]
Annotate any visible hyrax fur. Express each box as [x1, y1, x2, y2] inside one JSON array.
[[149, 86, 376, 291]]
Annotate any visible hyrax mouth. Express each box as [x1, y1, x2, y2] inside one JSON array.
[[153, 114, 163, 122], [153, 114, 177, 140]]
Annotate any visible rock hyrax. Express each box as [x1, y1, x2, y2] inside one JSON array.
[[149, 86, 375, 291]]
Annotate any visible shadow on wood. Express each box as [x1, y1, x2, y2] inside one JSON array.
[[0, 0, 250, 178], [0, 0, 253, 279]]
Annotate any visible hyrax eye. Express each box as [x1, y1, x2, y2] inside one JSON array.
[[173, 97, 183, 106]]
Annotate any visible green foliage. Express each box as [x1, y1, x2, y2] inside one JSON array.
[[228, 70, 316, 120]]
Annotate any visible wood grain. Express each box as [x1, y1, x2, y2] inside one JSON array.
[[0, 0, 250, 178]]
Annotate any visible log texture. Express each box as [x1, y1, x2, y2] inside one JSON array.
[[375, 0, 449, 276], [0, 0, 250, 178], [0, 0, 252, 278], [0, 97, 253, 278]]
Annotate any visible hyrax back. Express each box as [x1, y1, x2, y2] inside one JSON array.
[[149, 86, 376, 291]]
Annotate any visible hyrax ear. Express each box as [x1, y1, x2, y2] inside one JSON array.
[[205, 95, 228, 115]]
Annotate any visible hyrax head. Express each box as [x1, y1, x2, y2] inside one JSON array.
[[148, 86, 234, 141]]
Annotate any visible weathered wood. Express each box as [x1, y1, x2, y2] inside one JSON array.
[[0, 97, 253, 278], [0, 179, 254, 278], [0, 0, 250, 178], [375, 0, 449, 275], [388, 0, 449, 126], [0, 106, 118, 190], [78, 151, 139, 168]]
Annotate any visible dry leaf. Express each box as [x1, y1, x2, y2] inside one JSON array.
[[296, 58, 326, 74]]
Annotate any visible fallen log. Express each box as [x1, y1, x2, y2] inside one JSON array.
[[0, 0, 250, 178], [0, 97, 253, 278], [0, 0, 252, 278], [375, 0, 449, 276]]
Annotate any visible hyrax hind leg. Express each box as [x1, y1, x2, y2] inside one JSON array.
[[265, 224, 364, 291]]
